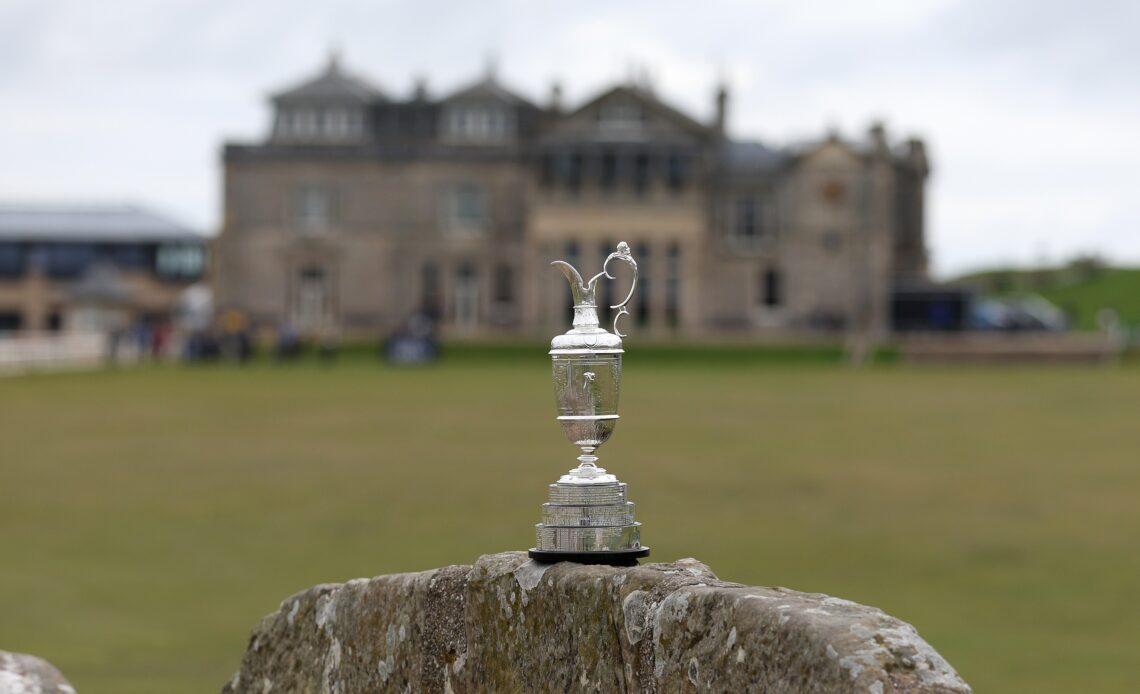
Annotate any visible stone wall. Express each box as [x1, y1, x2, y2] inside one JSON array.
[[223, 551, 970, 693]]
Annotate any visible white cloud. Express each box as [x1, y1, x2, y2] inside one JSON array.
[[0, 0, 1136, 277]]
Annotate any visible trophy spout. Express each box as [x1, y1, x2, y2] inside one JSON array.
[[551, 242, 638, 338], [551, 260, 591, 306]]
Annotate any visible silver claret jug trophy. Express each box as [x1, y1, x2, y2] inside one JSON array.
[[529, 241, 650, 566]]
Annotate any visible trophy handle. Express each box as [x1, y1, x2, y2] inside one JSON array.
[[600, 242, 638, 338], [552, 242, 637, 338]]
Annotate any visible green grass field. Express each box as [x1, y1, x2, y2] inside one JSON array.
[[2, 351, 1139, 693]]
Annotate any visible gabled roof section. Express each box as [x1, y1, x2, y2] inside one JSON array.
[[442, 74, 535, 108], [786, 133, 866, 168], [272, 53, 385, 104], [0, 204, 203, 243], [546, 84, 713, 142]]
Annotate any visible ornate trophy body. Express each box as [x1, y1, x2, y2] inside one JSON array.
[[529, 242, 649, 565]]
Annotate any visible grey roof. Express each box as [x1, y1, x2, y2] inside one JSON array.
[[442, 76, 533, 107], [273, 54, 385, 103], [563, 84, 713, 141], [0, 204, 205, 243], [719, 141, 788, 174]]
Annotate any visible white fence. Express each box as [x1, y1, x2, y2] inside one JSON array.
[[0, 332, 112, 375]]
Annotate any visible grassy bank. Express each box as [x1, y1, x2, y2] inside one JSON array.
[[958, 266, 1140, 331], [1, 358, 1137, 692]]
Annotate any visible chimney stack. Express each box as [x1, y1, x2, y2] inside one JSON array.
[[413, 76, 429, 101], [549, 81, 563, 114], [714, 83, 728, 137], [869, 121, 889, 157]]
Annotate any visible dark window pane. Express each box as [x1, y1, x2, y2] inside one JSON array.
[[494, 264, 513, 303], [763, 268, 782, 307], [46, 244, 96, 278], [0, 243, 25, 277]]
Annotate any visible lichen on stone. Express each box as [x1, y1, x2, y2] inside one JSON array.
[[221, 552, 971, 694]]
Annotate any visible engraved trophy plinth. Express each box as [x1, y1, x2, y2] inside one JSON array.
[[529, 242, 649, 566]]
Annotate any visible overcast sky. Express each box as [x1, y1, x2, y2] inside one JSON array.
[[1, 0, 1136, 277]]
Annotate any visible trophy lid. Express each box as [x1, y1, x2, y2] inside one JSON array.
[[550, 242, 637, 353]]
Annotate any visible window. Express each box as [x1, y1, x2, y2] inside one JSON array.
[[539, 154, 556, 188], [293, 109, 318, 138], [0, 313, 22, 333], [292, 267, 328, 330], [761, 268, 782, 308], [443, 185, 486, 233], [46, 244, 95, 278], [732, 196, 772, 243], [600, 151, 618, 191], [324, 109, 349, 139], [323, 108, 363, 140], [421, 263, 441, 317], [598, 103, 643, 131], [156, 245, 204, 279], [275, 110, 291, 138], [667, 154, 687, 192], [666, 243, 680, 327], [454, 263, 479, 329], [444, 105, 513, 142], [634, 243, 650, 326], [0, 243, 24, 278], [736, 198, 759, 240], [109, 244, 149, 269], [493, 264, 513, 304], [633, 154, 650, 196], [294, 186, 333, 231], [564, 154, 583, 193]]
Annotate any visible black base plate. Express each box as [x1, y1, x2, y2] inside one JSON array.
[[528, 548, 650, 566]]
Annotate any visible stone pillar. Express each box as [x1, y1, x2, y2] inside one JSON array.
[[22, 267, 51, 333]]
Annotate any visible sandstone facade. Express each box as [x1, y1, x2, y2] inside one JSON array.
[[216, 56, 930, 341]]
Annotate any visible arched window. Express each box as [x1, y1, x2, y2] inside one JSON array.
[[666, 243, 680, 327], [454, 263, 479, 329], [634, 243, 650, 327], [761, 268, 782, 308], [292, 266, 328, 330], [421, 263, 440, 318], [494, 264, 513, 304]]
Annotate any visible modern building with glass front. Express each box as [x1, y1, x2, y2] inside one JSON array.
[[0, 204, 206, 334]]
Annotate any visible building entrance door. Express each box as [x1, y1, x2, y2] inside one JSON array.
[[454, 264, 478, 331], [293, 267, 329, 334]]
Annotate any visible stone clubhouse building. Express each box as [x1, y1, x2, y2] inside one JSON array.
[[214, 54, 931, 340]]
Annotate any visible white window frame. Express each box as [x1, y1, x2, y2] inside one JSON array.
[[444, 104, 513, 143], [293, 186, 333, 232], [442, 184, 486, 234]]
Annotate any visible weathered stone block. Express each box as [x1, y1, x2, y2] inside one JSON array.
[[223, 552, 970, 693], [0, 650, 75, 694]]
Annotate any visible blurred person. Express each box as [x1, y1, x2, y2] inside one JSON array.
[[275, 320, 300, 361], [384, 310, 439, 364], [218, 308, 252, 364]]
